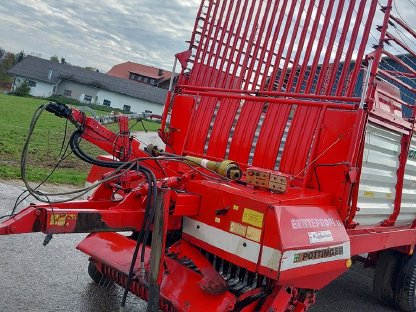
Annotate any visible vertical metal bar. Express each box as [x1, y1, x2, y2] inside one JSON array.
[[346, 0, 378, 96], [195, 1, 223, 84], [360, 59, 373, 109], [222, 0, 250, 89], [240, 1, 265, 90], [244, 0, 272, 89], [188, 0, 207, 47], [147, 188, 170, 312], [204, 1, 229, 86], [217, 0, 239, 88], [305, 0, 336, 93], [251, 1, 279, 89], [276, 0, 307, 91], [385, 131, 413, 225], [314, 0, 346, 95], [366, 0, 394, 101], [295, 0, 325, 93], [230, 0, 257, 87], [283, 0, 313, 92], [336, 0, 367, 96], [168, 57, 177, 92], [325, 0, 356, 96], [259, 0, 289, 90], [266, 0, 298, 92]]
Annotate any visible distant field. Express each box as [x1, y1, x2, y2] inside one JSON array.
[[0, 94, 160, 185]]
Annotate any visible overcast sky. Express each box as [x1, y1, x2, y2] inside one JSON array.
[[0, 0, 200, 72], [1, 1, 415, 73]]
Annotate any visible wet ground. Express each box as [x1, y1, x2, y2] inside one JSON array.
[[0, 178, 397, 312]]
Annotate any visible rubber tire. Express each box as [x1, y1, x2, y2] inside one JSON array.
[[88, 261, 113, 287], [393, 252, 416, 312], [373, 250, 404, 307]]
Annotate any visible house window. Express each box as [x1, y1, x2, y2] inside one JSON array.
[[123, 105, 131, 112], [103, 99, 111, 106], [28, 80, 36, 87], [138, 75, 143, 82], [84, 95, 92, 103], [150, 79, 155, 84], [64, 89, 72, 97], [143, 77, 149, 83]]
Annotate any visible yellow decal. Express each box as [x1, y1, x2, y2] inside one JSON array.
[[246, 226, 262, 242], [242, 208, 264, 228], [385, 193, 392, 199], [215, 217, 221, 223], [230, 221, 247, 236], [233, 204, 239, 211], [363, 191, 374, 198], [50, 213, 77, 226]]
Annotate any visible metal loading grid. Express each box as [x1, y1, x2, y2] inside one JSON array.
[[181, 0, 378, 97]]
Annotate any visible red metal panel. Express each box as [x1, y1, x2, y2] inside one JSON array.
[[228, 101, 263, 164], [348, 227, 416, 256], [167, 95, 195, 155], [206, 99, 240, 159], [77, 233, 236, 311], [252, 104, 291, 169], [279, 106, 323, 175], [185, 95, 217, 155]]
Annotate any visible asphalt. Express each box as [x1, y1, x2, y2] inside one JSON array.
[[0, 180, 398, 312]]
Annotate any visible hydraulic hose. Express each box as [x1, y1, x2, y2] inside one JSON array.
[[69, 130, 159, 311]]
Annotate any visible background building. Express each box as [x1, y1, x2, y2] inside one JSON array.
[[8, 56, 167, 114], [107, 61, 175, 89]]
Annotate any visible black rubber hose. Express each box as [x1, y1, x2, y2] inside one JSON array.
[[120, 169, 153, 309], [69, 130, 159, 310]]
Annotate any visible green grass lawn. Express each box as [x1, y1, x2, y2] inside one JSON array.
[[0, 94, 160, 185]]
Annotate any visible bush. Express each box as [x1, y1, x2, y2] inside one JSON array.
[[13, 81, 31, 97], [47, 95, 128, 114]]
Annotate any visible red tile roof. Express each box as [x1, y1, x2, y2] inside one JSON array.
[[107, 62, 172, 81]]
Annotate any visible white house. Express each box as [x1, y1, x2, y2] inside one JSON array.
[[8, 56, 167, 114]]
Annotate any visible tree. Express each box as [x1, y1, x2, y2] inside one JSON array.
[[0, 48, 5, 61], [13, 81, 31, 97], [0, 52, 15, 82], [60, 57, 66, 64], [15, 50, 26, 63], [50, 55, 59, 62]]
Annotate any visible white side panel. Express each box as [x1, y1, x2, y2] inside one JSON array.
[[398, 137, 416, 224], [356, 123, 400, 225], [182, 217, 260, 264]]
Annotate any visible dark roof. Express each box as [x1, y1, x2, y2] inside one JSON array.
[[7, 56, 167, 104]]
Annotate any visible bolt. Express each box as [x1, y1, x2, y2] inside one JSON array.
[[196, 225, 200, 229], [243, 242, 247, 247]]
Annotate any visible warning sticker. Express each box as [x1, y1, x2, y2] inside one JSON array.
[[50, 213, 77, 226], [242, 208, 264, 228], [363, 191, 374, 197], [246, 226, 262, 242], [230, 221, 247, 236]]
